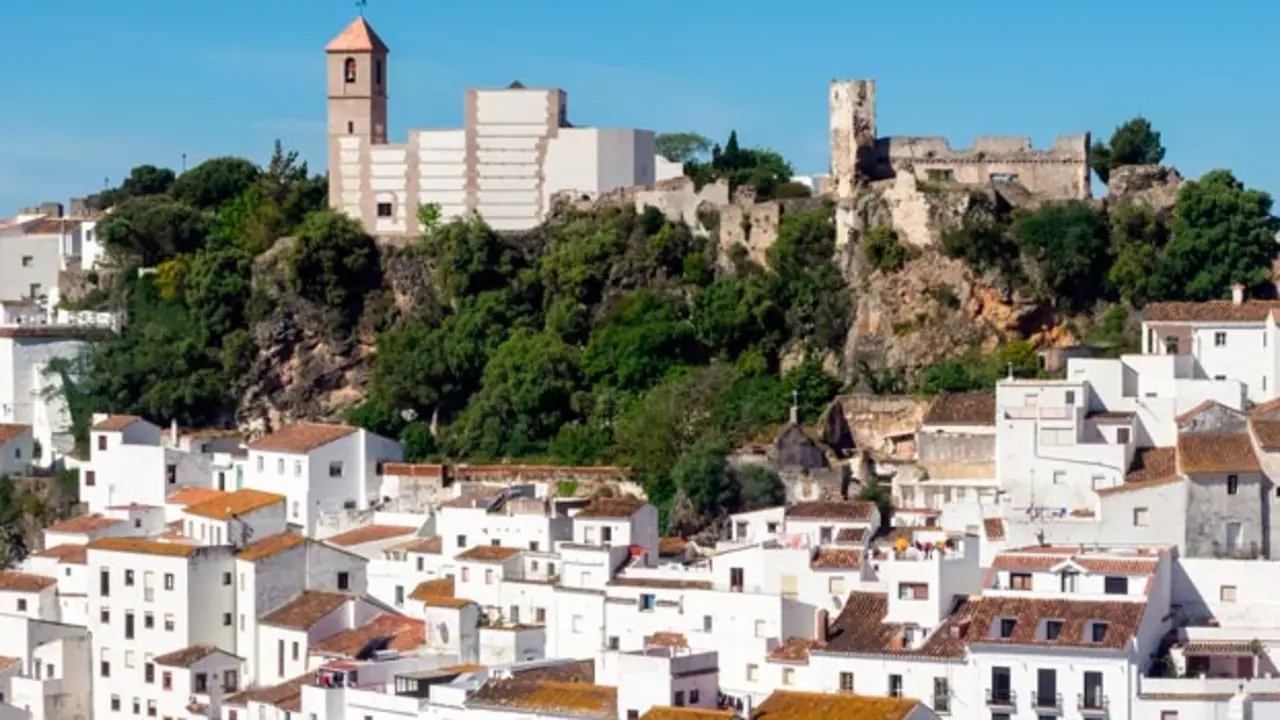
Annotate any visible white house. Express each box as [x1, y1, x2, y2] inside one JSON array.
[[0, 424, 33, 477], [0, 571, 57, 622], [80, 415, 214, 514], [0, 613, 92, 720], [242, 422, 403, 535]]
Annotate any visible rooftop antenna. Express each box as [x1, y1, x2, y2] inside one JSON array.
[[181, 153, 187, 173]]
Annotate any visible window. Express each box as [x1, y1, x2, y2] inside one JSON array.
[[328, 461, 344, 478], [147, 700, 156, 718], [100, 655, 110, 677], [1221, 585, 1238, 602], [819, 526, 833, 544], [337, 572, 350, 591], [144, 613, 154, 629], [461, 567, 470, 582], [829, 576, 846, 595], [933, 677, 950, 713], [1228, 475, 1240, 494], [376, 202, 393, 218], [927, 168, 954, 182], [607, 636, 620, 650], [1065, 390, 1076, 405], [100, 568, 110, 596], [124, 570, 134, 586], [373, 59, 383, 85], [529, 540, 540, 552], [1044, 619, 1064, 640], [223, 613, 232, 626], [100, 607, 109, 623], [702, 615, 713, 632], [782, 668, 795, 685], [194, 673, 208, 693], [1104, 576, 1128, 595], [163, 614, 174, 631], [85, 470, 96, 486], [601, 526, 613, 544], [690, 689, 700, 704], [16, 598, 26, 612], [111, 695, 121, 712], [162, 672, 172, 691], [898, 583, 928, 600], [839, 672, 854, 693], [1215, 331, 1227, 347], [124, 650, 135, 668], [166, 464, 176, 484], [163, 573, 174, 590], [223, 670, 238, 692], [1060, 570, 1079, 593], [293, 461, 301, 476], [766, 522, 779, 533], [1117, 427, 1131, 444], [746, 664, 758, 681], [1161, 712, 1178, 720], [343, 57, 357, 83], [222, 572, 232, 586], [640, 593, 656, 611], [998, 618, 1017, 638], [347, 121, 355, 134], [889, 674, 903, 697], [490, 539, 500, 546], [1090, 622, 1109, 643], [1133, 507, 1149, 527], [484, 569, 494, 585], [276, 458, 284, 474], [125, 612, 135, 639], [536, 607, 547, 623], [673, 690, 685, 707], [416, 557, 424, 571], [144, 663, 154, 683], [394, 585, 404, 606], [132, 698, 140, 715], [1009, 573, 1032, 590], [1164, 336, 1179, 354], [456, 534, 467, 548], [1052, 470, 1067, 485], [98, 435, 107, 451]]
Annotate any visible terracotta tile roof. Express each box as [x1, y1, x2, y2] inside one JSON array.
[[768, 637, 825, 664], [468, 680, 617, 719], [311, 613, 425, 657], [644, 632, 688, 649], [1182, 640, 1257, 657], [259, 590, 350, 630], [408, 577, 455, 602], [786, 500, 876, 521], [92, 414, 142, 432], [46, 514, 122, 534], [1145, 300, 1280, 323], [457, 545, 521, 563], [822, 592, 972, 659], [642, 709, 735, 720], [576, 496, 645, 518], [990, 552, 1158, 576], [154, 645, 221, 668], [835, 527, 867, 544], [983, 518, 1006, 540], [510, 659, 594, 683], [811, 547, 862, 569], [0, 570, 56, 592], [247, 422, 358, 453], [0, 424, 30, 443], [23, 218, 82, 234], [1098, 447, 1180, 496], [1178, 434, 1260, 474], [226, 674, 313, 709], [658, 537, 689, 557], [35, 543, 88, 564], [166, 488, 228, 506], [184, 488, 285, 520], [324, 17, 389, 53], [326, 525, 417, 547], [418, 595, 473, 609], [387, 535, 442, 554], [1252, 398, 1280, 449], [923, 392, 996, 426], [965, 595, 1147, 650], [754, 690, 919, 720], [380, 462, 444, 478], [236, 531, 306, 562], [610, 577, 712, 590], [87, 537, 199, 558]]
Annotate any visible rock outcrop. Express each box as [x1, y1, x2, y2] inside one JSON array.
[[1105, 164, 1184, 215]]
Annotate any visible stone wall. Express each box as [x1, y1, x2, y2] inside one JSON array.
[[875, 134, 1091, 201]]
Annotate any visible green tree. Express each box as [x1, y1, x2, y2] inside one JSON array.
[[285, 210, 381, 320], [445, 330, 583, 459], [685, 130, 795, 199], [691, 275, 784, 361], [1012, 200, 1109, 312], [671, 436, 732, 521], [582, 292, 700, 392], [1158, 170, 1279, 301], [97, 195, 212, 265], [767, 208, 852, 353], [856, 475, 893, 533], [399, 422, 438, 461], [732, 464, 785, 511], [1091, 117, 1166, 185], [170, 156, 262, 211], [862, 226, 916, 274], [119, 164, 177, 199], [656, 133, 712, 164], [920, 360, 987, 395], [1107, 202, 1169, 304], [783, 358, 844, 420]]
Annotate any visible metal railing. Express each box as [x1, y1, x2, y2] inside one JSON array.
[[1032, 691, 1062, 711], [1078, 692, 1109, 714], [986, 688, 1016, 707]]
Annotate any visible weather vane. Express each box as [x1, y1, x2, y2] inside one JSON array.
[[356, 0, 368, 16]]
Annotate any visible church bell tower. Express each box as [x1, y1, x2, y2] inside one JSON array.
[[325, 16, 389, 212]]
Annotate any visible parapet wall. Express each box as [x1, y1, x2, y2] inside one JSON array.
[[878, 133, 1091, 200]]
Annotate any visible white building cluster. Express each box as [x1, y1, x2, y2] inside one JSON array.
[[8, 293, 1280, 720]]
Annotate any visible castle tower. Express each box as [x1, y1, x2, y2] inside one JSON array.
[[325, 16, 389, 213], [829, 79, 877, 248]]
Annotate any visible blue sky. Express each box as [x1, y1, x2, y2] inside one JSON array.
[[2, 0, 1276, 212]]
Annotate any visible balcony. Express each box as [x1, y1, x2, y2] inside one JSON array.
[[986, 689, 1016, 708], [1005, 406, 1074, 421], [1211, 541, 1261, 560], [1032, 691, 1062, 713], [1078, 692, 1109, 715]]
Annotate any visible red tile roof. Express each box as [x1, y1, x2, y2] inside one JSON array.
[[87, 537, 200, 558], [823, 592, 972, 658], [184, 489, 285, 520], [154, 645, 222, 668], [786, 500, 876, 521], [0, 570, 56, 592], [983, 518, 1006, 540], [644, 632, 688, 649], [0, 424, 30, 443], [1178, 434, 1260, 474], [923, 392, 995, 426], [965, 596, 1147, 650], [1252, 398, 1280, 449], [468, 680, 617, 719], [91, 414, 142, 432], [311, 614, 425, 657], [325, 525, 416, 547], [408, 577, 455, 602], [456, 545, 521, 563], [768, 637, 825, 664], [386, 536, 442, 554], [34, 544, 87, 564], [754, 690, 920, 720], [609, 577, 711, 590], [1097, 447, 1179, 496], [259, 590, 350, 630], [810, 547, 862, 569], [324, 17, 389, 53], [380, 463, 444, 478], [166, 488, 228, 506], [248, 423, 358, 453], [1145, 300, 1280, 323], [576, 496, 645, 518], [46, 514, 122, 534], [236, 531, 307, 562]]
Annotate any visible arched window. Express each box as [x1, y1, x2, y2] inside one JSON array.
[[343, 58, 357, 83], [374, 59, 383, 86]]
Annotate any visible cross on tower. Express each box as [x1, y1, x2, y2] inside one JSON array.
[[355, 0, 368, 16]]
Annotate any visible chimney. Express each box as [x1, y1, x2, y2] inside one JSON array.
[[1233, 284, 1245, 306], [789, 389, 800, 426], [814, 608, 829, 642], [170, 419, 178, 446]]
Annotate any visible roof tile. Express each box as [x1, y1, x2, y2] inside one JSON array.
[[154, 645, 221, 668], [786, 500, 876, 521], [259, 590, 350, 630], [0, 424, 30, 443], [310, 613, 424, 657], [248, 423, 358, 453], [456, 545, 521, 563], [326, 525, 416, 547], [324, 17, 389, 54], [468, 680, 617, 719], [923, 392, 996, 426], [408, 577, 455, 602], [91, 414, 142, 432], [0, 570, 56, 592], [1145, 300, 1280, 323], [87, 537, 199, 558], [166, 488, 228, 506], [576, 496, 645, 518], [185, 489, 285, 520], [236, 531, 306, 562], [34, 543, 87, 564], [983, 518, 1006, 540], [1178, 434, 1260, 474], [46, 514, 122, 534], [753, 690, 919, 720]]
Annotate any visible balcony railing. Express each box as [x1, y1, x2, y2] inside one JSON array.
[[986, 689, 1016, 708], [933, 695, 951, 714], [1005, 406, 1074, 421], [1211, 541, 1261, 560], [1078, 692, 1109, 715], [1032, 691, 1062, 712]]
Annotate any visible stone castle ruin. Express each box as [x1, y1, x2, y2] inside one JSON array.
[[830, 78, 1091, 249]]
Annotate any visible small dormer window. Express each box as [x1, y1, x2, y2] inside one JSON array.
[[344, 58, 357, 83], [997, 617, 1016, 638], [1089, 621, 1109, 643], [1043, 619, 1064, 640], [1009, 572, 1032, 590], [1228, 475, 1239, 494]]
